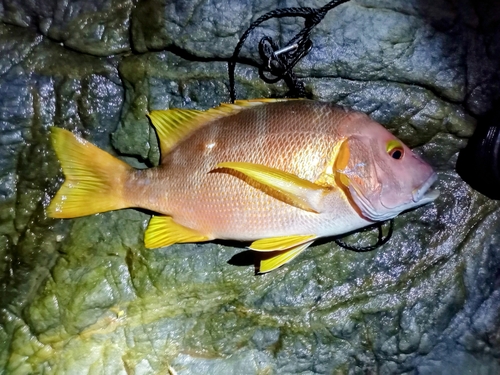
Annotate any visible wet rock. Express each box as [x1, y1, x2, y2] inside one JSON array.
[[1, 1, 500, 374], [0, 0, 133, 55]]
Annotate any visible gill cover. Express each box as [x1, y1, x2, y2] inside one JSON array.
[[336, 136, 384, 220]]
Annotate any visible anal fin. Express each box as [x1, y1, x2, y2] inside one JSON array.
[[145, 216, 211, 248], [249, 234, 317, 252], [257, 241, 314, 273]]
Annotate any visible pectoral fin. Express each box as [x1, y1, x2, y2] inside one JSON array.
[[257, 241, 314, 273], [249, 234, 317, 251], [215, 162, 326, 213], [145, 216, 211, 248]]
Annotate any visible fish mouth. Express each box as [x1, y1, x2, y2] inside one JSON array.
[[348, 171, 440, 222], [412, 172, 440, 204]]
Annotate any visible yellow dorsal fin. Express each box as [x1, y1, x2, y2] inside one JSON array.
[[144, 216, 211, 248], [257, 241, 314, 273], [249, 234, 317, 251], [147, 99, 292, 156], [215, 162, 327, 213], [233, 98, 292, 106], [147, 108, 206, 156]]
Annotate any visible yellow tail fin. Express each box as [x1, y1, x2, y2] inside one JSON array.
[[47, 127, 132, 218]]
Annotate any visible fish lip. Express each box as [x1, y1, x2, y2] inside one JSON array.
[[412, 172, 439, 203]]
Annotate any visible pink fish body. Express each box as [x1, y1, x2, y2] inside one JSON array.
[[48, 99, 438, 272]]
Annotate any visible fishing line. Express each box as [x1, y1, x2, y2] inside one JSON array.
[[334, 220, 394, 252], [228, 0, 351, 101], [227, 0, 394, 251]]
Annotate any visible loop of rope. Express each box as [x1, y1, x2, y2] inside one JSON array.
[[334, 219, 394, 252], [227, 0, 394, 252], [228, 0, 351, 101], [257, 37, 312, 98]]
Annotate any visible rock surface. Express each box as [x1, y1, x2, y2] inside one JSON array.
[[1, 0, 499, 374]]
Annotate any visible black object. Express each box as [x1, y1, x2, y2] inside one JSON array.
[[457, 105, 500, 200], [228, 0, 351, 101], [227, 0, 395, 252], [334, 220, 394, 252]]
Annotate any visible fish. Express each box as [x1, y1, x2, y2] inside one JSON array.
[[47, 99, 439, 273]]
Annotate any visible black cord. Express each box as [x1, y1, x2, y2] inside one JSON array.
[[334, 219, 394, 252], [228, 0, 351, 102]]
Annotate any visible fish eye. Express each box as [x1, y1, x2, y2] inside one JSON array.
[[389, 148, 404, 159], [386, 140, 405, 160]]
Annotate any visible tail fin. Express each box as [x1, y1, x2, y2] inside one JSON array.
[[47, 127, 133, 218]]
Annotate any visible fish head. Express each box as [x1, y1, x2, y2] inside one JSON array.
[[335, 125, 439, 222]]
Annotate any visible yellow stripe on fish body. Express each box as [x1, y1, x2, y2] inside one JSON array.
[[215, 162, 328, 213], [48, 99, 438, 273]]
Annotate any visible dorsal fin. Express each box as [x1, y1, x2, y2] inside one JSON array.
[[147, 98, 291, 156]]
